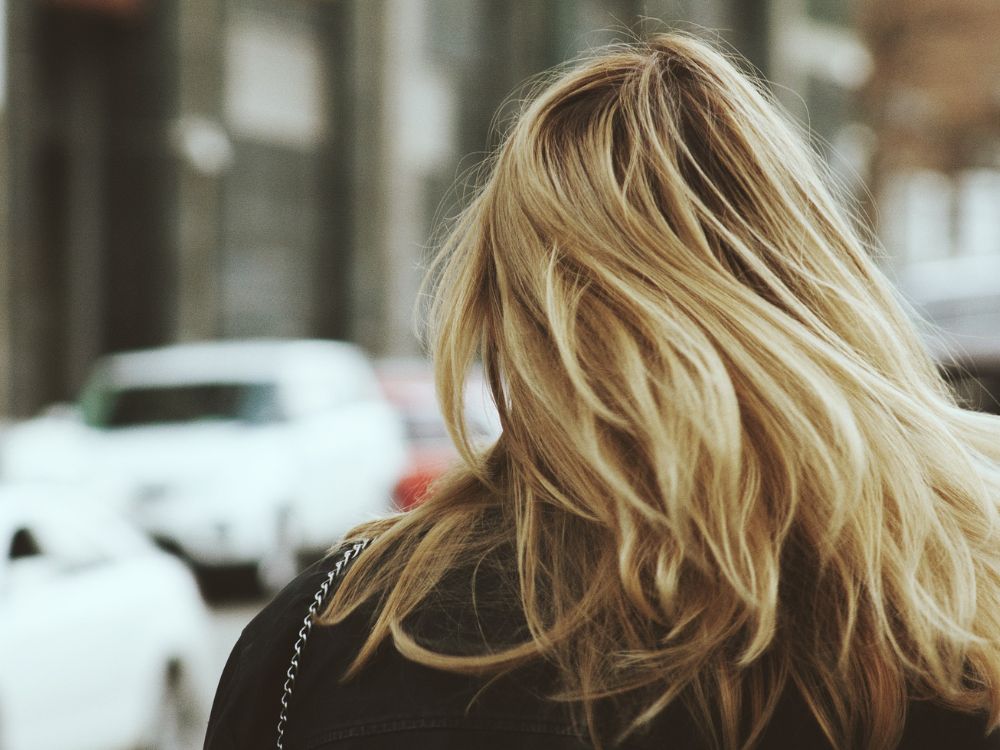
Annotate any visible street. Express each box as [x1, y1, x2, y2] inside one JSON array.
[[192, 586, 269, 749]]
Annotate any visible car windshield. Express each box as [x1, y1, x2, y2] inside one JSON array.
[[88, 382, 283, 428]]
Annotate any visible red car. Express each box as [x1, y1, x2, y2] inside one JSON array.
[[377, 360, 500, 509]]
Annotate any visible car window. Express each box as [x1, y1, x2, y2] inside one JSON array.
[[9, 527, 43, 560], [2, 524, 55, 597], [87, 382, 284, 427]]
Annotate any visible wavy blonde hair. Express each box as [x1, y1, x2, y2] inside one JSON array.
[[324, 32, 1000, 749]]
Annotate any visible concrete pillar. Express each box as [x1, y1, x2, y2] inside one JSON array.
[[174, 0, 227, 341], [61, 29, 106, 395], [348, 0, 392, 353], [0, 1, 10, 418], [2, 0, 44, 416], [312, 0, 358, 342]]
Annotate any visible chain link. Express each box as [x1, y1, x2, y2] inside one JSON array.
[[276, 538, 372, 750]]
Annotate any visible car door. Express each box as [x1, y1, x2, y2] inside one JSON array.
[[0, 509, 141, 750]]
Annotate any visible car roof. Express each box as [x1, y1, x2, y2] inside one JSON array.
[[0, 484, 96, 531], [0, 482, 153, 553], [92, 339, 368, 389]]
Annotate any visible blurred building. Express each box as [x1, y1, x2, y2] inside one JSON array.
[[0, 0, 356, 416], [767, 0, 872, 184], [862, 0, 1000, 364], [4, 0, 933, 419], [1, 0, 787, 418]]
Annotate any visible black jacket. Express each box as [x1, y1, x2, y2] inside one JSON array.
[[205, 549, 1000, 750]]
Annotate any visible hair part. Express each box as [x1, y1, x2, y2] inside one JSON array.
[[324, 32, 1000, 750]]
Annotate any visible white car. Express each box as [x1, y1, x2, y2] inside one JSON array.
[[1, 339, 408, 590], [0, 484, 213, 750]]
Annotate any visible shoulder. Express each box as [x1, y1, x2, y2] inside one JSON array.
[[735, 684, 1000, 750], [204, 543, 370, 750], [204, 538, 1000, 750], [279, 556, 592, 748], [896, 700, 1000, 749], [205, 536, 597, 749], [203, 539, 585, 750]]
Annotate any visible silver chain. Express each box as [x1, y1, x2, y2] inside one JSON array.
[[276, 538, 372, 750]]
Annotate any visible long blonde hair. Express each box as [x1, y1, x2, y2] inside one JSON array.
[[324, 33, 1000, 749]]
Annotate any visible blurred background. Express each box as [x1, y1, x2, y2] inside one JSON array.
[[0, 0, 998, 748]]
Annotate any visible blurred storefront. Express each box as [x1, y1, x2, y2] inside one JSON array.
[[307, 0, 775, 359], [768, 0, 872, 184], [862, 0, 1000, 366]]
